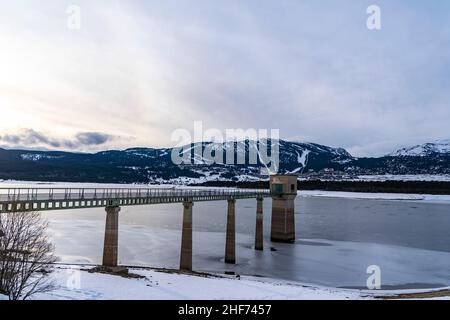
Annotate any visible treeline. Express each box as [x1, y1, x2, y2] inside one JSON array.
[[191, 180, 450, 195]]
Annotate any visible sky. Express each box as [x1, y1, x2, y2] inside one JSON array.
[[0, 0, 449, 157]]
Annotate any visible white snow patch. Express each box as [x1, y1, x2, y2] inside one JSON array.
[[356, 174, 450, 182], [20, 154, 62, 161], [32, 265, 369, 300], [298, 150, 310, 167]]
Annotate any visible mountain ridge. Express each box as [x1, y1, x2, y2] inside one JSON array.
[[388, 140, 450, 157], [0, 139, 449, 184]]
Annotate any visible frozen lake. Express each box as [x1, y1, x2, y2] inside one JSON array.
[[1, 181, 449, 289]]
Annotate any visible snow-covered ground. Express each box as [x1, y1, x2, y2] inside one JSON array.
[[26, 266, 370, 300], [1, 265, 448, 300], [299, 190, 450, 202]]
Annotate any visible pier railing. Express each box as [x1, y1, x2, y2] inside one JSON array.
[[0, 187, 270, 201], [0, 187, 271, 212]]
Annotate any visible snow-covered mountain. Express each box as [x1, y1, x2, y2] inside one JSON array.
[[389, 140, 450, 157], [0, 139, 448, 184]]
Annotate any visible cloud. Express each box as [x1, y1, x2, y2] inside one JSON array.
[[0, 129, 115, 151], [75, 132, 113, 146], [0, 1, 449, 156]]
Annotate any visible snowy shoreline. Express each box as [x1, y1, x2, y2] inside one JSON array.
[[298, 190, 450, 202], [2, 264, 449, 300], [0, 265, 368, 300]]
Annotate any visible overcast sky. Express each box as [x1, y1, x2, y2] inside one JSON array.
[[0, 0, 449, 156]]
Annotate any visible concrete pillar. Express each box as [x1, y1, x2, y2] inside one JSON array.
[[270, 175, 298, 243], [255, 197, 264, 250], [271, 197, 296, 242], [180, 200, 193, 271], [0, 212, 4, 238], [102, 206, 121, 267], [225, 198, 236, 264]]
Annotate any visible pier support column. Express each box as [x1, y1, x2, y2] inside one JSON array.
[[0, 212, 4, 238], [255, 197, 264, 250], [270, 175, 298, 243], [225, 198, 236, 264], [180, 200, 193, 271], [102, 205, 121, 267]]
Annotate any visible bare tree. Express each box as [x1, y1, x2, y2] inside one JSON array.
[[0, 210, 57, 300]]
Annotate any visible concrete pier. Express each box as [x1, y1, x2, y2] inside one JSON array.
[[102, 205, 121, 267], [270, 175, 297, 243], [225, 198, 236, 264], [255, 197, 264, 250], [0, 212, 4, 238], [180, 200, 193, 271]]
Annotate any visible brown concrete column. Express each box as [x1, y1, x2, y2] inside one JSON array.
[[225, 198, 236, 264], [270, 197, 296, 242], [102, 206, 121, 267], [269, 175, 298, 243], [255, 197, 264, 250], [180, 200, 193, 271], [0, 212, 4, 238]]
